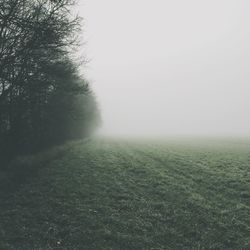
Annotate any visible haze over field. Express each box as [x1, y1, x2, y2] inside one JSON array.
[[78, 0, 250, 137], [1, 2, 250, 248]]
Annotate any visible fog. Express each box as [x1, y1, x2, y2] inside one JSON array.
[[79, 0, 250, 137]]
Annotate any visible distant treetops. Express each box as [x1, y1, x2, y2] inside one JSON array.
[[0, 0, 100, 159]]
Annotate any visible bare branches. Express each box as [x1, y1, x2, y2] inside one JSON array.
[[0, 0, 82, 97], [0, 0, 99, 159]]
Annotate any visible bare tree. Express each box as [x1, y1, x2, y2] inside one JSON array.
[[0, 0, 100, 160]]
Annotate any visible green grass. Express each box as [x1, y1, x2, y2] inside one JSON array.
[[0, 138, 250, 249]]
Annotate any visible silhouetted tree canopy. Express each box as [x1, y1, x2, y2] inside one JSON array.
[[0, 0, 100, 161]]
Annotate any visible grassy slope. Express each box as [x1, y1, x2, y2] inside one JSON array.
[[0, 138, 250, 249]]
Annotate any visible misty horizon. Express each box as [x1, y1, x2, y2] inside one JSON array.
[[79, 0, 250, 137], [1, 1, 249, 249]]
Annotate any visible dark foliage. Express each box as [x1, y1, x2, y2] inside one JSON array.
[[0, 0, 100, 162]]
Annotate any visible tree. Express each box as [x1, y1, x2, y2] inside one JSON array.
[[0, 0, 100, 161]]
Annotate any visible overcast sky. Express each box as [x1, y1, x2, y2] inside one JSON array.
[[77, 0, 250, 137]]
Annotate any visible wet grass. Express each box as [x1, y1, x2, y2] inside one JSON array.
[[0, 138, 250, 249]]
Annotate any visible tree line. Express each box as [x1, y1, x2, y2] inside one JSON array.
[[0, 0, 100, 161]]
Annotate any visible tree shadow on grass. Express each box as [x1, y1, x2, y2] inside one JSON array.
[[0, 141, 79, 198]]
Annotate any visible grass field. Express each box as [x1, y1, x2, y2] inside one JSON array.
[[0, 138, 250, 249]]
